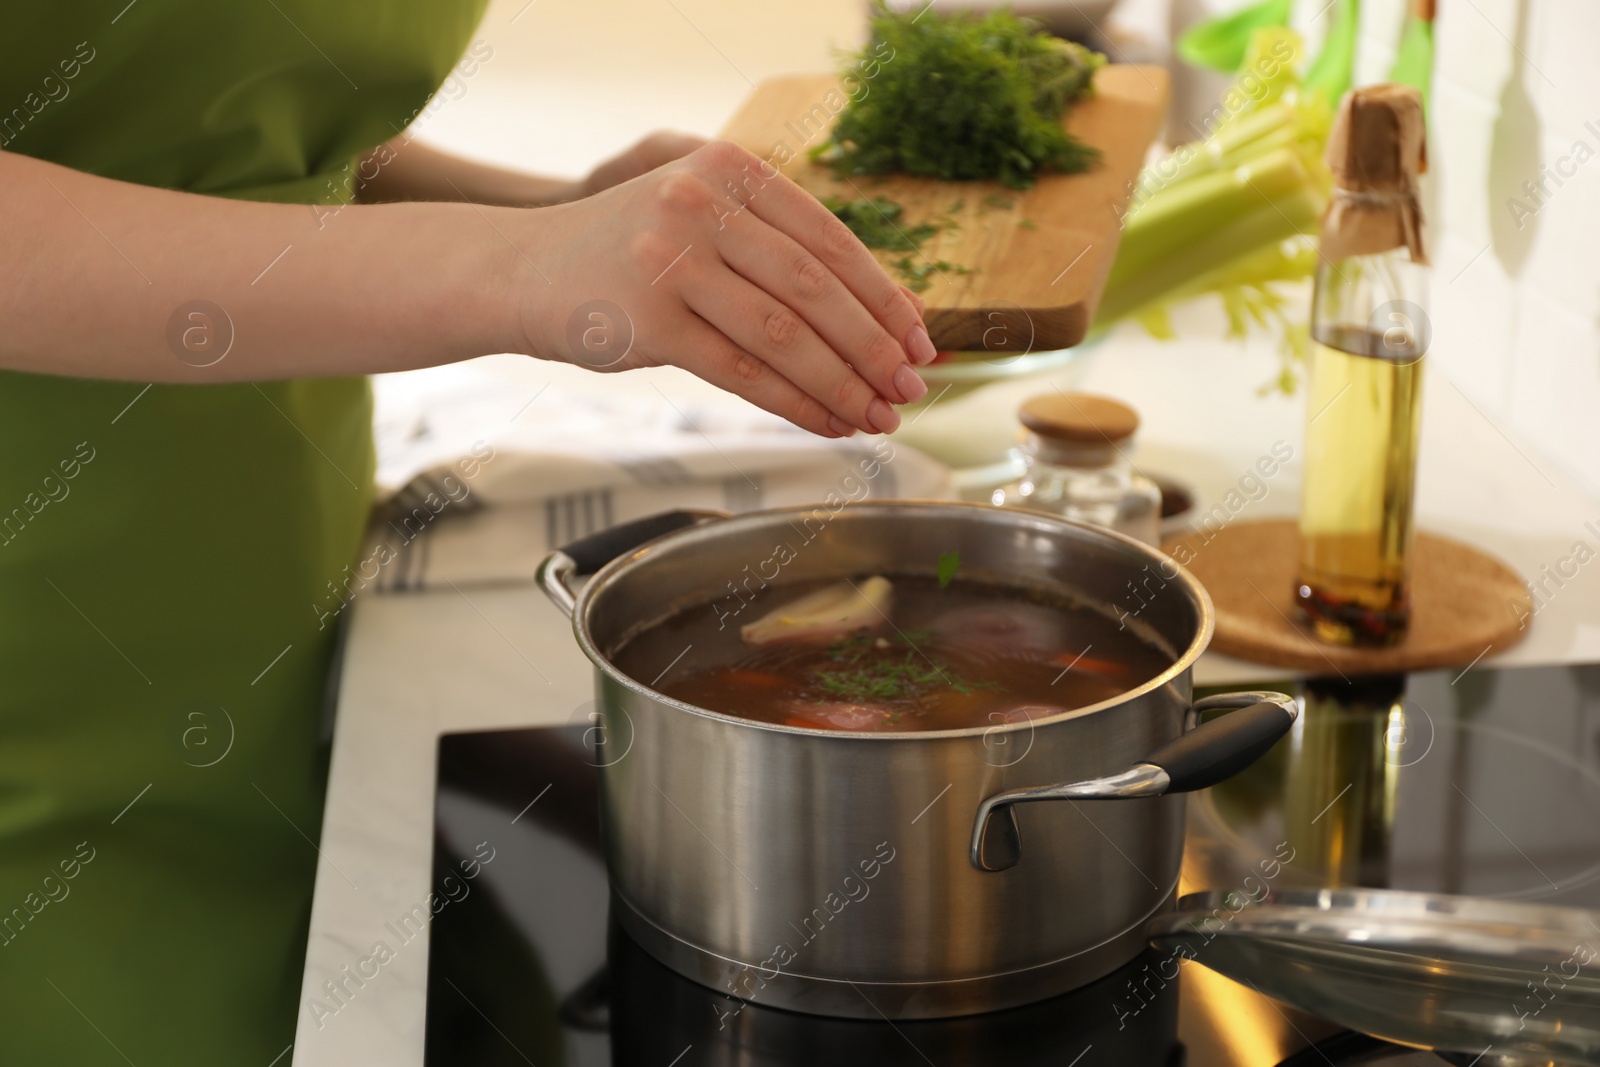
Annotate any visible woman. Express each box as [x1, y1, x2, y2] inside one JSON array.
[[0, 1, 934, 1061]]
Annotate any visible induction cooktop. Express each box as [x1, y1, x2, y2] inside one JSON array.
[[423, 660, 1600, 1066]]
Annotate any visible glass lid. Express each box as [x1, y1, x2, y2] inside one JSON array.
[[1163, 665, 1600, 1066], [1149, 887, 1600, 1065]]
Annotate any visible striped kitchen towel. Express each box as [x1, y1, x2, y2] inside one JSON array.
[[366, 364, 952, 592]]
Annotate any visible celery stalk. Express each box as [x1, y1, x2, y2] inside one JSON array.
[[1136, 103, 1298, 196], [1110, 147, 1314, 282], [1097, 185, 1322, 325], [1091, 22, 1341, 393], [1118, 238, 1319, 327]]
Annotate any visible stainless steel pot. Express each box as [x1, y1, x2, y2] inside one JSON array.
[[537, 503, 1295, 1019]]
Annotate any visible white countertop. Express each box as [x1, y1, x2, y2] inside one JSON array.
[[292, 315, 1600, 1065]]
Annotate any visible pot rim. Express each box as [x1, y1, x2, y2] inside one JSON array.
[[568, 500, 1216, 741]]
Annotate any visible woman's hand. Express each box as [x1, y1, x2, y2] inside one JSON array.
[[357, 131, 708, 207], [515, 140, 937, 437], [0, 140, 930, 418], [578, 132, 709, 197]]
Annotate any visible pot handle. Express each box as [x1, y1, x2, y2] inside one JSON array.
[[970, 691, 1298, 873], [536, 508, 731, 619]]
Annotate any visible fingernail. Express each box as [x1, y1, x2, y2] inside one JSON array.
[[893, 363, 927, 403], [906, 325, 937, 366], [866, 397, 900, 434], [827, 415, 857, 437]]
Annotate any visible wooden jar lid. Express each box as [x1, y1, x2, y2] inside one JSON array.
[[1019, 393, 1139, 443]]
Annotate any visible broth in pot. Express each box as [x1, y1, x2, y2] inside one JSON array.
[[613, 573, 1170, 733]]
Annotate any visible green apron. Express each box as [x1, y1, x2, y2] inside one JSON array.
[[0, 0, 486, 1059]]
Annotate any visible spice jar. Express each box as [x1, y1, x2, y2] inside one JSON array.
[[991, 392, 1162, 546]]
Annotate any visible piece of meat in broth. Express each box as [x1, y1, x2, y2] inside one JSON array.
[[927, 602, 1063, 662], [741, 576, 892, 646]]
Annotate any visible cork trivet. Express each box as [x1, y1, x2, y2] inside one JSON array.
[[1163, 519, 1531, 674]]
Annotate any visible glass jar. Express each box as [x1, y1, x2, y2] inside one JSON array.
[[991, 392, 1163, 546]]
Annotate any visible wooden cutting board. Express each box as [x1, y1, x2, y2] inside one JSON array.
[[719, 65, 1169, 353]]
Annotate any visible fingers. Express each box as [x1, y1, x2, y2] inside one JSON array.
[[640, 131, 710, 165], [583, 132, 711, 198], [901, 285, 926, 317], [716, 148, 936, 369], [679, 259, 902, 435], [553, 140, 943, 438], [715, 214, 927, 406], [664, 313, 854, 439]]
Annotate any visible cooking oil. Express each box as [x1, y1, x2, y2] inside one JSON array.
[[1294, 84, 1430, 648], [1295, 316, 1425, 645]]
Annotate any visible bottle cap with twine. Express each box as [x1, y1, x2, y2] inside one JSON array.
[[1018, 392, 1139, 468], [1320, 83, 1428, 265]]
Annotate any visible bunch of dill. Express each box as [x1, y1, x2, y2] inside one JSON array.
[[817, 5, 1105, 190]]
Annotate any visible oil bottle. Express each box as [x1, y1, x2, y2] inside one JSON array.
[[1295, 85, 1430, 647]]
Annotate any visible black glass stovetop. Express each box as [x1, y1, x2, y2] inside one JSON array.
[[423, 661, 1600, 1067]]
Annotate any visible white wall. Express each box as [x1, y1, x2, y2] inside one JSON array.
[[414, 0, 864, 179], [1365, 0, 1600, 498]]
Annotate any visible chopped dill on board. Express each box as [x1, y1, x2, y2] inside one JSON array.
[[820, 196, 938, 251], [813, 3, 1105, 189], [823, 196, 975, 292], [893, 256, 972, 293]]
